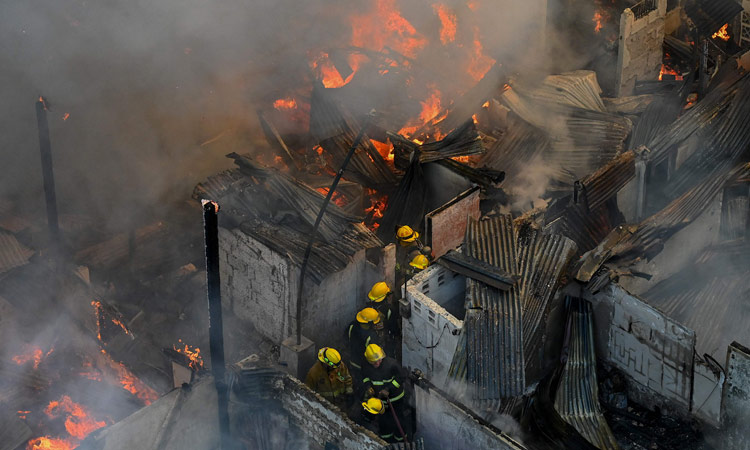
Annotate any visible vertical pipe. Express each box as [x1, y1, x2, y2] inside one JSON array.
[[698, 38, 709, 99], [295, 110, 375, 345], [35, 97, 61, 247], [202, 200, 229, 448]]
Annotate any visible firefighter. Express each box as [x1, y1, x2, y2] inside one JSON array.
[[395, 225, 423, 291], [365, 282, 399, 356], [402, 253, 430, 283], [359, 397, 406, 444], [304, 347, 353, 410], [346, 307, 383, 373], [361, 343, 412, 438]]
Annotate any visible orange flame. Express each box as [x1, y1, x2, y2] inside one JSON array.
[[364, 189, 388, 230], [310, 52, 354, 88], [99, 349, 159, 404], [273, 97, 298, 110], [316, 187, 348, 207], [62, 113, 70, 121], [44, 396, 108, 440], [467, 26, 495, 82], [173, 339, 204, 370], [27, 437, 74, 450], [433, 4, 457, 44], [351, 0, 427, 59], [658, 64, 683, 81], [13, 345, 54, 370], [593, 11, 603, 33], [18, 410, 31, 420], [371, 139, 394, 162], [712, 23, 730, 41]]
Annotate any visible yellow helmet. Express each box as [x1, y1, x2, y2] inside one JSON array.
[[362, 397, 385, 415], [368, 282, 391, 302], [364, 344, 385, 363], [409, 254, 430, 270], [317, 347, 341, 367], [396, 225, 419, 244], [356, 307, 381, 324]]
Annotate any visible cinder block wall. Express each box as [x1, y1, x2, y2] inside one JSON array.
[[219, 227, 385, 353], [402, 265, 464, 388], [616, 0, 667, 96]]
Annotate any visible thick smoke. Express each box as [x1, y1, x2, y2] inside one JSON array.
[[0, 0, 548, 232]]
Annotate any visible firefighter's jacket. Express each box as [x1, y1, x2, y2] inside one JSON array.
[[366, 299, 400, 356], [361, 356, 408, 404], [304, 361, 353, 406], [347, 321, 381, 370]]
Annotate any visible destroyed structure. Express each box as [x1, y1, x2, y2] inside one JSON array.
[[2, 0, 750, 449]]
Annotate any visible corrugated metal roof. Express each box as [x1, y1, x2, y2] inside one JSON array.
[[516, 226, 577, 371], [389, 119, 484, 166], [309, 83, 397, 190], [545, 201, 622, 257], [554, 298, 619, 450], [0, 232, 33, 275], [643, 240, 750, 358], [194, 156, 383, 283], [684, 0, 743, 37], [449, 215, 526, 403], [579, 150, 636, 212]]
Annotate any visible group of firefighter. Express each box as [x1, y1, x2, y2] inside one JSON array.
[[304, 225, 431, 444]]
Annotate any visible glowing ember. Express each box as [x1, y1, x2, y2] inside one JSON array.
[[79, 360, 103, 381], [273, 97, 298, 111], [27, 437, 74, 450], [13, 345, 54, 370], [18, 410, 31, 420], [62, 113, 70, 121], [350, 0, 428, 59], [593, 11, 603, 33], [433, 4, 457, 44], [467, 26, 495, 82], [712, 23, 730, 41], [658, 64, 683, 81], [467, 0, 479, 11], [173, 339, 204, 370], [99, 349, 159, 404], [472, 114, 479, 124], [316, 187, 348, 207], [45, 396, 108, 440], [314, 145, 324, 156], [451, 155, 471, 163], [482, 100, 490, 108]]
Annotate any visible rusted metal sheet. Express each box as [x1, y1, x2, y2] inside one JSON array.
[[425, 187, 480, 259], [438, 250, 517, 291], [0, 232, 33, 275], [554, 298, 618, 450]]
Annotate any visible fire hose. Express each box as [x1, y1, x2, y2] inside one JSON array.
[[386, 397, 408, 444]]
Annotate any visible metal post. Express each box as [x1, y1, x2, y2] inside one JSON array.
[[202, 200, 230, 448], [35, 97, 60, 248], [295, 110, 375, 345], [698, 38, 709, 99]]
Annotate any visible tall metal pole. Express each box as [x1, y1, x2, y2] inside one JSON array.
[[35, 97, 61, 248], [202, 200, 230, 448], [295, 110, 375, 345]]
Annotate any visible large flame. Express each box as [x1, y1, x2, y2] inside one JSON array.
[[467, 26, 495, 82], [351, 0, 428, 60], [433, 4, 457, 44], [44, 396, 108, 440], [712, 23, 730, 41], [27, 437, 74, 450]]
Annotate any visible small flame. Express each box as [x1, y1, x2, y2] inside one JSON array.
[[433, 4, 457, 45], [13, 345, 53, 370], [712, 23, 730, 41], [273, 97, 297, 111], [658, 64, 683, 81], [316, 187, 348, 207], [62, 113, 70, 121], [593, 11, 603, 33], [472, 113, 479, 125], [173, 339, 204, 370], [364, 189, 388, 230], [371, 139, 394, 162]]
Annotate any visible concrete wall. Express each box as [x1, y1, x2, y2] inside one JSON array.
[[414, 383, 525, 450], [280, 375, 384, 449], [616, 0, 667, 96], [722, 342, 750, 449], [403, 265, 464, 388], [692, 356, 723, 427], [220, 227, 389, 352], [587, 284, 695, 411], [220, 227, 293, 343]]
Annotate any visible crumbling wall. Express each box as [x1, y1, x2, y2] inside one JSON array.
[[587, 284, 695, 411], [414, 383, 525, 450], [616, 0, 667, 96], [219, 227, 293, 343], [402, 265, 464, 388], [722, 342, 750, 449], [280, 375, 384, 449]]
